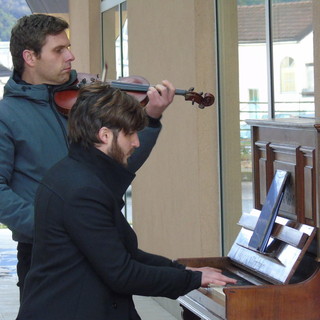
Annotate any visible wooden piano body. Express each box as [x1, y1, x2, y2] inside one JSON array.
[[178, 210, 318, 320], [178, 256, 320, 320], [178, 119, 320, 320]]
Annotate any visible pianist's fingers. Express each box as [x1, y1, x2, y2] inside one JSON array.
[[198, 267, 238, 287]]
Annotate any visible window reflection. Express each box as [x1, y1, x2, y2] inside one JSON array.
[[101, 1, 128, 79], [238, 0, 314, 214], [272, 0, 314, 118]]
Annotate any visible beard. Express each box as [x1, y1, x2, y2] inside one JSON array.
[[108, 135, 133, 167]]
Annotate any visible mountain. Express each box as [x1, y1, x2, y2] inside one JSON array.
[[0, 0, 32, 41]]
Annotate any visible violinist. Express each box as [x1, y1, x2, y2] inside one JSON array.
[[0, 13, 175, 301]]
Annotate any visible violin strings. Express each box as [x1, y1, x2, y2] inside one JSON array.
[[110, 81, 189, 96], [111, 81, 150, 92]]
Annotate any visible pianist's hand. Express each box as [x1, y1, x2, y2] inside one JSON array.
[[186, 266, 237, 287]]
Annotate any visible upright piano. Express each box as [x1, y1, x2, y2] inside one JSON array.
[[177, 119, 320, 320]]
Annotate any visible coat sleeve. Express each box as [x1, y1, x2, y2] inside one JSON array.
[[127, 118, 162, 173], [134, 248, 186, 270], [63, 185, 201, 299], [0, 120, 34, 240]]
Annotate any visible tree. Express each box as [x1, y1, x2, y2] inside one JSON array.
[[0, 0, 31, 41]]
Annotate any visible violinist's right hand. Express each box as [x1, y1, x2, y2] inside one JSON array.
[[186, 266, 237, 287]]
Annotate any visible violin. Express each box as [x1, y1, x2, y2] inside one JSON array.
[[54, 73, 215, 116]]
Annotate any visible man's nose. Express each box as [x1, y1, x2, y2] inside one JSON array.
[[132, 133, 140, 148], [66, 49, 75, 61]]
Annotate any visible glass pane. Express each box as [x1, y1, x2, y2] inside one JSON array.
[[238, 0, 267, 214], [101, 2, 132, 224], [101, 3, 128, 79], [117, 2, 128, 77], [272, 0, 314, 118], [102, 7, 119, 80], [0, 2, 31, 99]]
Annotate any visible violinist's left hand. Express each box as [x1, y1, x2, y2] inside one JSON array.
[[145, 80, 175, 119]]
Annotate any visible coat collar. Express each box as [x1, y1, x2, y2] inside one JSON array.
[[5, 69, 79, 102], [68, 143, 135, 199], [12, 69, 78, 88]]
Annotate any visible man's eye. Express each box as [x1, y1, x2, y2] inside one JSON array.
[[56, 47, 69, 53]]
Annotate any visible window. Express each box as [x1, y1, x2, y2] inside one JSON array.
[[0, 1, 31, 98], [101, 0, 127, 79], [280, 57, 295, 93], [238, 0, 314, 214], [101, 0, 132, 223], [249, 88, 259, 102], [303, 63, 314, 97]]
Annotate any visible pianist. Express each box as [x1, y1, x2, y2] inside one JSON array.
[[16, 83, 236, 320]]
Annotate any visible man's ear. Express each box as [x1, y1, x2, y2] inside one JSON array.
[[22, 49, 37, 67], [97, 127, 113, 145]]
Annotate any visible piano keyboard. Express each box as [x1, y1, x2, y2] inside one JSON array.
[[222, 269, 254, 286], [205, 268, 257, 300]]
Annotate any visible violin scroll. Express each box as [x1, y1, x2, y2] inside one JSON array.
[[183, 88, 215, 109]]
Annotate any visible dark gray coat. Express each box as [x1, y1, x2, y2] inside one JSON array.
[[17, 144, 201, 320]]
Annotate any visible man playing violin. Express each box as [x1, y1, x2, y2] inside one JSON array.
[[0, 13, 175, 300]]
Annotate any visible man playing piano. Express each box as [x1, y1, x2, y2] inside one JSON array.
[[16, 83, 236, 320]]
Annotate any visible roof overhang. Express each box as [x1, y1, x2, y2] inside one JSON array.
[[25, 0, 69, 13]]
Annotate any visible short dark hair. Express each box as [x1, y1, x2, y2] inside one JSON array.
[[68, 83, 148, 148], [10, 14, 69, 76]]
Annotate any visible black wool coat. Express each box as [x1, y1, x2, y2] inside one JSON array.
[[17, 143, 201, 320]]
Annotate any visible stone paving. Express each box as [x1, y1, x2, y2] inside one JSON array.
[[0, 228, 19, 320]]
